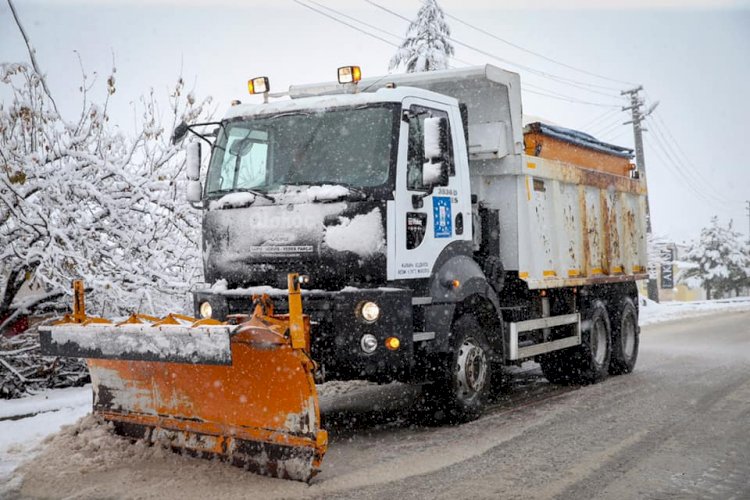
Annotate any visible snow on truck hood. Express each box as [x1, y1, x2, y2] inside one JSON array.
[[204, 201, 385, 265], [208, 185, 351, 210]]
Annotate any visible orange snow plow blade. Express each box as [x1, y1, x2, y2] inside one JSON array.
[[39, 275, 327, 482]]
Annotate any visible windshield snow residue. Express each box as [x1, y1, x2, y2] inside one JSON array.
[[205, 104, 397, 196]]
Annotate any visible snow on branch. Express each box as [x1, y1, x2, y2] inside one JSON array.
[[0, 62, 213, 322], [389, 0, 455, 73], [684, 216, 750, 299]]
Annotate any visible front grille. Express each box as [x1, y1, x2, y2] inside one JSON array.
[[225, 294, 335, 322]]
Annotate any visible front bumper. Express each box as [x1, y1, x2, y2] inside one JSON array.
[[193, 287, 414, 383]]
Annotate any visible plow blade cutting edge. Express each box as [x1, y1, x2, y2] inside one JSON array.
[[39, 276, 328, 482]]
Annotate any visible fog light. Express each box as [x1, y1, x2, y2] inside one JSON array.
[[385, 337, 400, 351], [360, 301, 380, 323], [199, 301, 213, 319], [360, 334, 377, 353]]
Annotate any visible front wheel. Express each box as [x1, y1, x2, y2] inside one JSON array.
[[422, 313, 491, 424]]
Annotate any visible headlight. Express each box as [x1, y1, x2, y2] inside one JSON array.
[[360, 301, 380, 323], [199, 301, 213, 319], [360, 334, 377, 353]]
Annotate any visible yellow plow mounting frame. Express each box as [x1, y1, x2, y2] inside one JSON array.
[[39, 275, 328, 482]]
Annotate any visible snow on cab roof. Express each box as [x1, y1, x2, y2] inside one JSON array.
[[224, 87, 415, 121]]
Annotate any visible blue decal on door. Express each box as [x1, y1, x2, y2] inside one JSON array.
[[433, 196, 452, 238]]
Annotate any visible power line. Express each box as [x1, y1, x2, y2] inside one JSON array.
[[649, 107, 743, 205], [522, 84, 621, 108], [427, 0, 638, 87], [295, 0, 626, 109], [581, 108, 621, 131], [306, 0, 401, 41], [299, 0, 476, 67], [363, 0, 629, 100], [591, 115, 627, 137], [600, 128, 629, 144], [293, 0, 401, 49], [648, 139, 736, 214], [648, 116, 741, 208], [647, 124, 737, 211]]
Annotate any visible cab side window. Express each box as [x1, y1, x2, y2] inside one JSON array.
[[406, 106, 454, 191]]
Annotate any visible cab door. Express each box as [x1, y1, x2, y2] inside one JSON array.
[[389, 98, 471, 281]]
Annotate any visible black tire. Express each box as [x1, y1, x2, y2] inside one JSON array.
[[609, 297, 639, 375], [540, 300, 612, 385], [422, 313, 492, 424]]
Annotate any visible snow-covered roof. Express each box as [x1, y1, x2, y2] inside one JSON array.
[[224, 86, 453, 121], [525, 121, 634, 159]]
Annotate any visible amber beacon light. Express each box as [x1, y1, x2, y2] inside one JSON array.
[[248, 76, 270, 95], [338, 66, 361, 84]]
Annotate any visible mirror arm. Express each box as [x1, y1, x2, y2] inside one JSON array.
[[185, 121, 226, 148]]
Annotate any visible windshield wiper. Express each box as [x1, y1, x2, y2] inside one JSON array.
[[210, 188, 276, 203]]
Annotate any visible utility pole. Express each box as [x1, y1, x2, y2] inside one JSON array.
[[622, 86, 660, 302]]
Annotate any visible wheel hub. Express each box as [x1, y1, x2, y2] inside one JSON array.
[[591, 319, 608, 366], [621, 314, 636, 361], [456, 338, 488, 399]]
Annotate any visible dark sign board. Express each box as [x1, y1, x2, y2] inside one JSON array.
[[660, 247, 674, 289]]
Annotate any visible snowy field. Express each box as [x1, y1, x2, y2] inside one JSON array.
[[1, 296, 749, 495]]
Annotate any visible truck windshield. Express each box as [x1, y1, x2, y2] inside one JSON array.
[[205, 104, 398, 196]]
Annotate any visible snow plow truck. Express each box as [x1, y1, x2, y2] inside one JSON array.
[[41, 64, 648, 482]]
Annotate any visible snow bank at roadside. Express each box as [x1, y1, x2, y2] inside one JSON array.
[[639, 296, 750, 326], [0, 387, 91, 493]]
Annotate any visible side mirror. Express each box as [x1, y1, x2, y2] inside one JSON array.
[[187, 181, 202, 203], [186, 142, 201, 181], [186, 142, 202, 203], [422, 161, 448, 187], [423, 116, 449, 161], [171, 121, 189, 146]]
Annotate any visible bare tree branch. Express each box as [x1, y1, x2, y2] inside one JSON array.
[[6, 0, 60, 116]]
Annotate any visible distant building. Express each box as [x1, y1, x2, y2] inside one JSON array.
[[639, 242, 706, 302]]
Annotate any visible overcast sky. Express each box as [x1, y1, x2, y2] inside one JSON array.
[[1, 0, 748, 244]]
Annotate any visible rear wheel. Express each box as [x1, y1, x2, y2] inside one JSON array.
[[609, 297, 639, 375], [422, 313, 491, 424], [540, 300, 611, 385]]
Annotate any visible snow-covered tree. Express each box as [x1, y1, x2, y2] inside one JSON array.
[[0, 62, 212, 331], [389, 0, 454, 73], [685, 217, 750, 299]]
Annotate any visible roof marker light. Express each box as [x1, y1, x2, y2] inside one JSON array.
[[338, 66, 361, 84], [248, 76, 270, 95]]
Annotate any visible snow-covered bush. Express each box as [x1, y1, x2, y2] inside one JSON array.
[[0, 62, 212, 329], [389, 0, 454, 73], [685, 217, 750, 299]]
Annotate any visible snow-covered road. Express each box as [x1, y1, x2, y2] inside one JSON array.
[[1, 298, 749, 498]]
